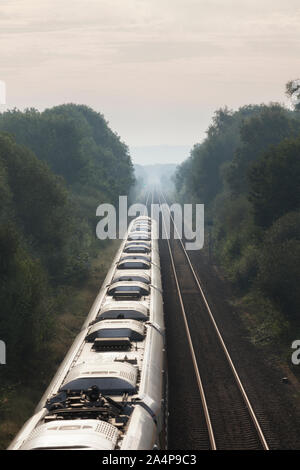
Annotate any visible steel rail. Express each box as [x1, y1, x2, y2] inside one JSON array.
[[159, 188, 269, 450], [158, 190, 217, 450]]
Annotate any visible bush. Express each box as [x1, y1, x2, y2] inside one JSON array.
[[257, 212, 300, 318], [241, 291, 289, 345], [248, 137, 300, 228]]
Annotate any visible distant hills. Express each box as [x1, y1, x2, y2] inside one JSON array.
[[134, 162, 178, 192], [130, 145, 191, 165]]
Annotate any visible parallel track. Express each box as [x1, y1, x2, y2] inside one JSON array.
[[157, 189, 269, 450]]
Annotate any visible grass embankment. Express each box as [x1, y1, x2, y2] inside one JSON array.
[[203, 233, 300, 382], [233, 292, 300, 380], [0, 240, 120, 449]]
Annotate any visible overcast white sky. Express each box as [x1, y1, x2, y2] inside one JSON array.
[[1, 0, 300, 163]]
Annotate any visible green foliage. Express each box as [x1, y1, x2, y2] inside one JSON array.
[[227, 104, 300, 194], [175, 105, 263, 205], [240, 291, 289, 345], [248, 137, 300, 228], [175, 86, 300, 342], [0, 133, 89, 283], [0, 104, 135, 380], [213, 195, 260, 289], [0, 104, 135, 203], [0, 223, 52, 370], [256, 212, 300, 318]]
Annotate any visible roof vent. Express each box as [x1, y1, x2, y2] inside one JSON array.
[[93, 337, 131, 351], [108, 282, 149, 300]]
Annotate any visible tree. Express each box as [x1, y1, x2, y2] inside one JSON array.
[[257, 211, 300, 317], [248, 136, 300, 228], [227, 104, 300, 194]]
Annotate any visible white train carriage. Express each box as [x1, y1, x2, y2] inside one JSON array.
[[8, 216, 166, 451]]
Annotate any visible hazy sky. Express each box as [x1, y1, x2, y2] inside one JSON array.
[[1, 0, 300, 163]]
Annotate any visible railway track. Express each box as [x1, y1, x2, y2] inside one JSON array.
[[157, 189, 269, 450]]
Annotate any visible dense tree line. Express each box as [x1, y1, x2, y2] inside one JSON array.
[[175, 87, 300, 341], [0, 104, 134, 377]]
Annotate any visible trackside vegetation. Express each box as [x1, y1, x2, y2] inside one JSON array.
[[174, 85, 300, 353]]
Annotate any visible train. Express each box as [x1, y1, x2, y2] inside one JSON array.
[[8, 216, 166, 450]]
